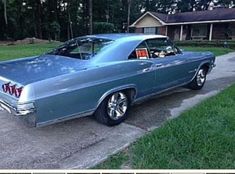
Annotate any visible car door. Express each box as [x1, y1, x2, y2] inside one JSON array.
[[128, 41, 156, 97], [145, 38, 192, 91]]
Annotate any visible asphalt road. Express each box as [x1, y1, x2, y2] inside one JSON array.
[[0, 52, 235, 169]]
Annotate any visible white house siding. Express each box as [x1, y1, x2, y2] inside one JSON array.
[[134, 14, 163, 28]]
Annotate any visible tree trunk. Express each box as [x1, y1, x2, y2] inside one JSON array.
[[35, 0, 42, 39], [2, 0, 7, 25], [89, 0, 93, 34], [67, 0, 73, 39], [127, 0, 131, 33]]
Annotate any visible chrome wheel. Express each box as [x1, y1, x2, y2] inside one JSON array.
[[107, 92, 128, 120], [196, 69, 206, 86]]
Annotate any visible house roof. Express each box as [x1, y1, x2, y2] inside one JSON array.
[[131, 8, 235, 26]]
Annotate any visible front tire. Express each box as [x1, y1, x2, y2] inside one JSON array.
[[95, 91, 130, 126], [188, 67, 207, 90]]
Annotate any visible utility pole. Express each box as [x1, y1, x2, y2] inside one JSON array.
[[89, 0, 93, 34], [127, 0, 131, 33]]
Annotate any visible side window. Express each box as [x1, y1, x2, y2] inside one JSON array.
[[128, 41, 149, 60], [146, 38, 180, 58]]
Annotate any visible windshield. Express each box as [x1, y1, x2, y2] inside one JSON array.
[[48, 37, 113, 60]]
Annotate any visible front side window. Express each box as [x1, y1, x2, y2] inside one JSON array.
[[49, 38, 113, 60]]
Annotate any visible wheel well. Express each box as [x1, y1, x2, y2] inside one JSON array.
[[97, 87, 137, 109], [123, 88, 137, 103], [201, 63, 210, 73]]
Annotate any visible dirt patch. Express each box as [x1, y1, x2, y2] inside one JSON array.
[[0, 38, 55, 45]]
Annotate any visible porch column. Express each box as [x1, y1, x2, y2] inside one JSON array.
[[180, 25, 183, 41], [209, 23, 213, 41], [165, 26, 168, 36]]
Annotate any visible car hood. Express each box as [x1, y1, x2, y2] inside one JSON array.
[[0, 55, 89, 85]]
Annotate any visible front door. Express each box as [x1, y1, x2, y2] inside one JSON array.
[[145, 38, 189, 91]]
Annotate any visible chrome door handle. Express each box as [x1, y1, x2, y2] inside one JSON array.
[[143, 68, 151, 72], [155, 64, 163, 68], [140, 62, 148, 66]]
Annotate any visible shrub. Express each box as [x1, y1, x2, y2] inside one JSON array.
[[93, 22, 116, 34], [175, 40, 235, 49]]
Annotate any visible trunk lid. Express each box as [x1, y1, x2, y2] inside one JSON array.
[[0, 55, 89, 85]]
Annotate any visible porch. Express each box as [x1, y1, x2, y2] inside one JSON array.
[[167, 22, 235, 41]]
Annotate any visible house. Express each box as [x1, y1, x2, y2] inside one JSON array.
[[130, 8, 235, 41]]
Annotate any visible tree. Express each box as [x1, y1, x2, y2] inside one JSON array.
[[127, 0, 131, 32], [2, 0, 7, 24], [217, 0, 235, 7], [89, 0, 93, 34], [1, 0, 234, 41], [35, 0, 43, 38], [93, 22, 115, 33]]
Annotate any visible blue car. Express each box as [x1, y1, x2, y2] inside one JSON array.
[[0, 34, 215, 127]]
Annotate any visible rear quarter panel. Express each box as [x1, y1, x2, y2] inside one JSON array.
[[32, 60, 154, 125]]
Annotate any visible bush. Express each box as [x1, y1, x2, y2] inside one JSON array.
[[93, 22, 116, 34], [175, 40, 235, 49], [49, 21, 61, 40]]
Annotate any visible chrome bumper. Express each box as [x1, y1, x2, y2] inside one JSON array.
[[0, 99, 17, 115], [0, 100, 35, 116], [0, 99, 37, 126]]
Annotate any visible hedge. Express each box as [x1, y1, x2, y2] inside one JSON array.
[[175, 40, 235, 49]]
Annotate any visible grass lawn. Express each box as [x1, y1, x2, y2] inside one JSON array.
[[0, 42, 60, 61], [0, 43, 233, 61], [96, 83, 235, 169], [183, 46, 233, 57]]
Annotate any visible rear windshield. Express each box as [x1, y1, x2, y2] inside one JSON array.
[[48, 37, 113, 60]]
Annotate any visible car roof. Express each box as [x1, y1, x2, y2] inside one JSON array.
[[83, 33, 167, 41], [69, 33, 168, 63]]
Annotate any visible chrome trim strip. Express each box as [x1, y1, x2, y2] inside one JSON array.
[[96, 84, 138, 108], [191, 60, 212, 80]]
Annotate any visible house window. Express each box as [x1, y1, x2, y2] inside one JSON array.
[[144, 27, 157, 34], [191, 24, 208, 39]]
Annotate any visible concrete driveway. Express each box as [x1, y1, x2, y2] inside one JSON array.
[[0, 52, 235, 169]]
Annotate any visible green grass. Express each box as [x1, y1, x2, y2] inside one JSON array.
[[0, 43, 233, 62], [183, 46, 233, 56], [0, 42, 60, 61], [95, 152, 129, 169], [96, 83, 235, 169]]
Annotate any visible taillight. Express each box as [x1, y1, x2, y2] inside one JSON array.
[[2, 82, 23, 98]]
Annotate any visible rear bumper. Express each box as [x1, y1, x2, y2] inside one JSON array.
[[0, 99, 37, 127]]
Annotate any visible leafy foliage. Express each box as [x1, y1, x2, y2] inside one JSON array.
[[0, 0, 234, 41], [93, 22, 116, 34]]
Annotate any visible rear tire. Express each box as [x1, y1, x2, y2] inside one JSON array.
[[188, 67, 207, 90], [95, 91, 130, 126]]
